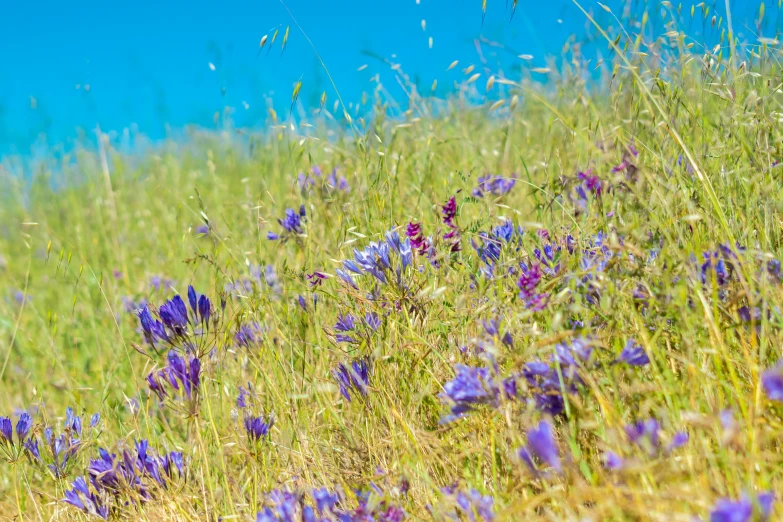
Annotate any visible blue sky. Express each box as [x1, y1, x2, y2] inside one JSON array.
[[0, 0, 772, 155]]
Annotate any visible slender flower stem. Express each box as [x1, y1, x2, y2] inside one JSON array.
[[13, 465, 23, 521], [194, 417, 218, 514], [204, 391, 235, 514]]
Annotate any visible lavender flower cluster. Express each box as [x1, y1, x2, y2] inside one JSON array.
[[333, 312, 381, 344], [255, 482, 405, 522], [25, 408, 101, 478], [137, 285, 212, 351], [146, 350, 202, 405], [335, 231, 413, 290], [2, 408, 100, 477], [268, 206, 308, 241], [471, 174, 516, 199], [332, 358, 372, 402], [298, 165, 351, 197], [64, 440, 184, 519]]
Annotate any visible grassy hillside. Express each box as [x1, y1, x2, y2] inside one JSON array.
[[1, 4, 783, 520]]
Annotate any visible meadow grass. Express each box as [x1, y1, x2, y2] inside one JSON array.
[[1, 3, 783, 520]]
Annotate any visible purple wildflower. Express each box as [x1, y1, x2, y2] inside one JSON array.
[[198, 295, 211, 327], [263, 265, 283, 295], [195, 224, 210, 236], [13, 290, 28, 304], [0, 412, 32, 459], [701, 250, 732, 287], [441, 196, 461, 252], [235, 322, 264, 348], [624, 419, 688, 458], [159, 295, 188, 334], [137, 307, 167, 347], [440, 365, 497, 418], [482, 319, 500, 337], [524, 292, 549, 311], [23, 438, 41, 460], [79, 439, 184, 508], [615, 339, 650, 366], [444, 487, 495, 521], [150, 275, 175, 292], [146, 351, 201, 404], [186, 285, 211, 328], [147, 372, 167, 401], [518, 263, 548, 311], [237, 385, 252, 409], [336, 269, 359, 289], [339, 233, 412, 285], [578, 169, 602, 195], [710, 492, 774, 522], [611, 161, 628, 173], [63, 476, 109, 519], [343, 260, 363, 274], [19, 407, 101, 478], [335, 314, 357, 343], [668, 431, 689, 452], [767, 259, 781, 281], [406, 222, 430, 256], [533, 243, 561, 276], [612, 144, 638, 178], [0, 418, 12, 446], [353, 486, 407, 521], [265, 489, 303, 521], [738, 306, 762, 325], [632, 286, 650, 312], [160, 451, 184, 478], [244, 414, 274, 443], [166, 350, 201, 399], [472, 174, 516, 198], [313, 487, 339, 513], [15, 412, 32, 442], [518, 338, 592, 417], [298, 170, 318, 192], [625, 419, 660, 453], [521, 362, 568, 416], [335, 314, 356, 332], [573, 184, 589, 215], [518, 420, 562, 475], [326, 168, 350, 193], [603, 451, 624, 470], [268, 207, 306, 240], [553, 337, 593, 367], [501, 331, 513, 347], [439, 365, 516, 422], [441, 196, 457, 226], [472, 232, 502, 267], [136, 286, 212, 348], [494, 220, 517, 243], [353, 243, 389, 283], [761, 360, 783, 401], [398, 237, 413, 270], [480, 319, 513, 348], [333, 358, 371, 401], [307, 271, 327, 287], [365, 312, 381, 331]]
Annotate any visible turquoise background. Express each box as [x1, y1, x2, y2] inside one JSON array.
[[0, 0, 773, 156]]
